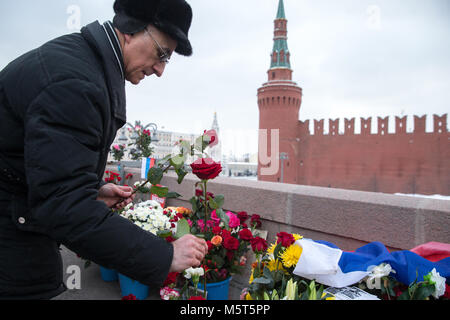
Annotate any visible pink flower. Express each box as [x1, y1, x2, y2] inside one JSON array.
[[210, 210, 221, 226], [113, 144, 120, 151], [197, 220, 205, 232], [187, 219, 193, 228], [226, 211, 240, 229]]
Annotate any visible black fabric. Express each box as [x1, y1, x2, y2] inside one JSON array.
[[113, 0, 193, 56], [0, 21, 173, 299]]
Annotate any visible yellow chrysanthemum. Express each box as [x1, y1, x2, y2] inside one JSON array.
[[266, 258, 284, 272], [280, 244, 303, 268], [267, 242, 277, 255], [266, 258, 290, 275], [293, 233, 303, 241]]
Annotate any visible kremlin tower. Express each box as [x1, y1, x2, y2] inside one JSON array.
[[257, 0, 302, 183]]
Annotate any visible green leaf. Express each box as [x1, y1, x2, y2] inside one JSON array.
[[157, 229, 173, 239], [150, 185, 169, 197], [189, 196, 198, 213], [147, 167, 164, 185], [174, 218, 191, 239], [166, 191, 182, 199], [179, 140, 191, 156], [251, 277, 272, 285], [209, 194, 224, 209], [273, 242, 284, 260], [158, 154, 172, 166], [175, 167, 188, 184], [413, 284, 435, 300], [170, 154, 186, 170], [215, 208, 229, 228]]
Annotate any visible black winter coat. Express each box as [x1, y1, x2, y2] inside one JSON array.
[[0, 21, 173, 299]]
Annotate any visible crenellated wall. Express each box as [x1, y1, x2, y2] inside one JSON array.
[[295, 114, 449, 195]]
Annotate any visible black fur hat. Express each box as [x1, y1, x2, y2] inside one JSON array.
[[113, 0, 193, 56]]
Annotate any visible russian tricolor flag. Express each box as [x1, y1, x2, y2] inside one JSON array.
[[293, 239, 450, 288]]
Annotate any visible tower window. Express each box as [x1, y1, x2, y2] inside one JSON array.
[[272, 72, 276, 79]]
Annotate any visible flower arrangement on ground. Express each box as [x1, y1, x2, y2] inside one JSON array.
[[156, 130, 264, 300], [242, 232, 449, 300], [244, 232, 333, 300]]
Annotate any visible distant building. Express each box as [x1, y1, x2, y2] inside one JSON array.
[[257, 0, 449, 195], [110, 113, 223, 166]]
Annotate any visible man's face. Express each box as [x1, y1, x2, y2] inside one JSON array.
[[122, 25, 177, 85]]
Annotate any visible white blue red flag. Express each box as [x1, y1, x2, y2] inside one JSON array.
[[293, 239, 450, 288]]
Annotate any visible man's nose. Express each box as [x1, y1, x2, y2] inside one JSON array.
[[153, 62, 167, 77]]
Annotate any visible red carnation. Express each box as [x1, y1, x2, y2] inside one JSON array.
[[250, 214, 262, 228], [163, 272, 179, 287], [276, 232, 295, 247], [223, 235, 239, 251], [250, 237, 268, 254], [190, 158, 222, 180], [237, 211, 249, 223], [238, 228, 253, 241], [212, 226, 222, 235]]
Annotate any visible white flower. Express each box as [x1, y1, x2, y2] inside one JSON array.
[[369, 263, 394, 279], [184, 267, 204, 279], [366, 263, 395, 289], [427, 268, 446, 299]]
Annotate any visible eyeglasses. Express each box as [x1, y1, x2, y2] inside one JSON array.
[[145, 27, 171, 64]]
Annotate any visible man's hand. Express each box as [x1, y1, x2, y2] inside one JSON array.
[[170, 234, 209, 273], [97, 183, 135, 210]]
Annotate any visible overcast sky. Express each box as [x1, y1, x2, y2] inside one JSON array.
[[1, 0, 449, 157]]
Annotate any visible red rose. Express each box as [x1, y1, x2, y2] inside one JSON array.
[[190, 158, 222, 180], [276, 232, 295, 247], [250, 237, 268, 253], [223, 235, 239, 251], [121, 294, 137, 300], [238, 228, 253, 241]]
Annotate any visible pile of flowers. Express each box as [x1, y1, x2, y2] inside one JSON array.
[[242, 231, 449, 300], [192, 208, 263, 283], [120, 201, 191, 239], [243, 232, 334, 300]]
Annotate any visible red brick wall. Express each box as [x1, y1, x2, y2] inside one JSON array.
[[296, 115, 449, 195]]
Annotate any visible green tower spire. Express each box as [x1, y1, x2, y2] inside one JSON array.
[[270, 0, 291, 69], [276, 0, 286, 19]]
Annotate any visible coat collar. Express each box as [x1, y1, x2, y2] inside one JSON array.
[[81, 21, 126, 122]]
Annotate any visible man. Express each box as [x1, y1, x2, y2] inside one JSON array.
[[0, 0, 207, 299]]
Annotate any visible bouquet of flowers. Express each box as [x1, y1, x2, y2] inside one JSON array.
[[120, 201, 191, 240], [120, 200, 174, 236], [243, 232, 334, 300], [242, 231, 450, 300]]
